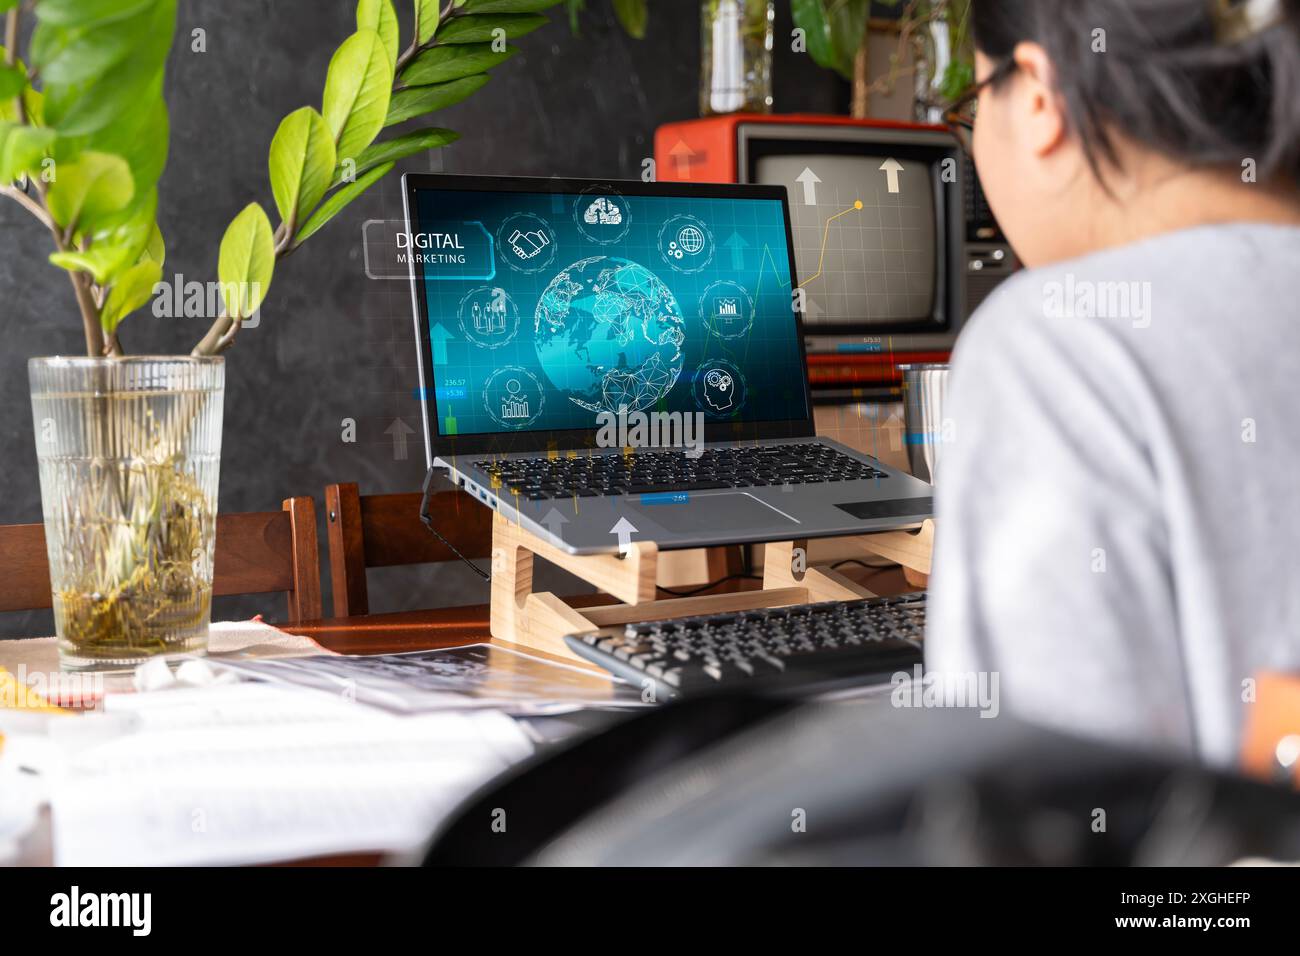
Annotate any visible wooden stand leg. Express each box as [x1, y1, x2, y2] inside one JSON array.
[[489, 524, 596, 658], [489, 512, 659, 661], [762, 540, 876, 602], [852, 519, 936, 588]]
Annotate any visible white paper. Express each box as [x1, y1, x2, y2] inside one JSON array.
[[43, 683, 533, 866]]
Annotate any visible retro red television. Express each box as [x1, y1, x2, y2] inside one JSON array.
[[654, 114, 1015, 388]]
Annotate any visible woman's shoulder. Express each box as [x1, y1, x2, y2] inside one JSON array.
[[957, 222, 1300, 365]]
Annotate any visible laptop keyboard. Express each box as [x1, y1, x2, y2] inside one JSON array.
[[474, 442, 888, 501]]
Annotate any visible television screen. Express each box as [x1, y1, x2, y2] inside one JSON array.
[[754, 153, 938, 326]]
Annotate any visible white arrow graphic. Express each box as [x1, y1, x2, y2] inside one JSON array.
[[795, 167, 821, 206], [610, 516, 638, 555], [880, 158, 904, 194], [883, 409, 905, 452], [541, 507, 569, 537], [668, 139, 695, 180], [385, 417, 414, 460]]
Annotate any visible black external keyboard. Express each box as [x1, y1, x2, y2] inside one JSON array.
[[474, 442, 887, 501], [565, 593, 926, 700]]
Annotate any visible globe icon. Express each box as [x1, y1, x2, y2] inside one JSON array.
[[677, 225, 705, 255], [534, 256, 686, 414]]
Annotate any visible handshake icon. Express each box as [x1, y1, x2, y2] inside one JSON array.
[[508, 228, 550, 260]]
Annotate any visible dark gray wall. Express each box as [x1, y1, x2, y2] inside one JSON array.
[[0, 0, 845, 637]]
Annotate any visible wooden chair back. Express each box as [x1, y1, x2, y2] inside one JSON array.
[[0, 497, 322, 623], [324, 482, 492, 618]]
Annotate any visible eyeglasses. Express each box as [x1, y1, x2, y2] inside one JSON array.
[[942, 58, 1017, 153]]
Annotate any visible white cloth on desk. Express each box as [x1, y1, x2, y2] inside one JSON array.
[[0, 623, 535, 866]]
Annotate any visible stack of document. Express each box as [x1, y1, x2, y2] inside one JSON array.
[[214, 643, 646, 715], [11, 683, 534, 866]]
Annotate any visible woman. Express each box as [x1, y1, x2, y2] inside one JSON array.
[[927, 0, 1300, 765]]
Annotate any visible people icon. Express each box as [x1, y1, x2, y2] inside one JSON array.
[[501, 378, 530, 419], [472, 293, 507, 334]]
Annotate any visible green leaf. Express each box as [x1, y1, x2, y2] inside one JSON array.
[[339, 127, 457, 183], [826, 0, 871, 79], [434, 13, 548, 44], [385, 74, 489, 126], [0, 50, 39, 125], [48, 247, 118, 282], [939, 58, 975, 102], [356, 0, 400, 70], [0, 124, 55, 182], [463, 0, 564, 12], [400, 42, 516, 86], [45, 151, 135, 231], [41, 0, 175, 137], [0, 64, 25, 99], [61, 76, 170, 196], [21, 87, 44, 126], [101, 259, 162, 335], [34, 0, 155, 27], [790, 0, 837, 75], [31, 1, 158, 86], [269, 107, 337, 231], [322, 29, 394, 167], [0, 1, 20, 12], [414, 0, 440, 45], [217, 203, 276, 320], [295, 161, 393, 246], [565, 0, 584, 34], [141, 221, 166, 265], [48, 191, 157, 284], [0, 123, 15, 178], [611, 0, 647, 38]]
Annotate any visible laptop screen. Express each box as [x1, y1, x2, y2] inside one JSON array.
[[406, 178, 811, 447]]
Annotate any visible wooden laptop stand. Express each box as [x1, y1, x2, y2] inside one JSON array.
[[488, 512, 935, 665]]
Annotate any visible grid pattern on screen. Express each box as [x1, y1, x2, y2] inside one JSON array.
[[755, 154, 937, 325], [413, 189, 810, 437]]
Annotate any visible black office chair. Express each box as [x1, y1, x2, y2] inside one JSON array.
[[419, 696, 1300, 866]]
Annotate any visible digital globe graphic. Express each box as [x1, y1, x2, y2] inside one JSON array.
[[534, 256, 686, 415]]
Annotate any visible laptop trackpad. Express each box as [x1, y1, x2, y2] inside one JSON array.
[[629, 493, 797, 534]]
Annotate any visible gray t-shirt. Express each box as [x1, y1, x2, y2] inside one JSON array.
[[926, 223, 1300, 766]]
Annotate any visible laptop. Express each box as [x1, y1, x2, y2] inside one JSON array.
[[403, 173, 935, 555]]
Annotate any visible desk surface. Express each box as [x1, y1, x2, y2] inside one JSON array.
[[273, 565, 909, 866], [12, 565, 912, 866]]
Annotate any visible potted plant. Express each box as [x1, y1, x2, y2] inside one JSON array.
[[791, 0, 973, 119], [2, 0, 564, 670]]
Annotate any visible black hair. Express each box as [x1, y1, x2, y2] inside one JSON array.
[[971, 0, 1300, 184]]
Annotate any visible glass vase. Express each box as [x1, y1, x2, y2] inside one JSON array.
[[28, 356, 225, 671], [700, 0, 774, 116]]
